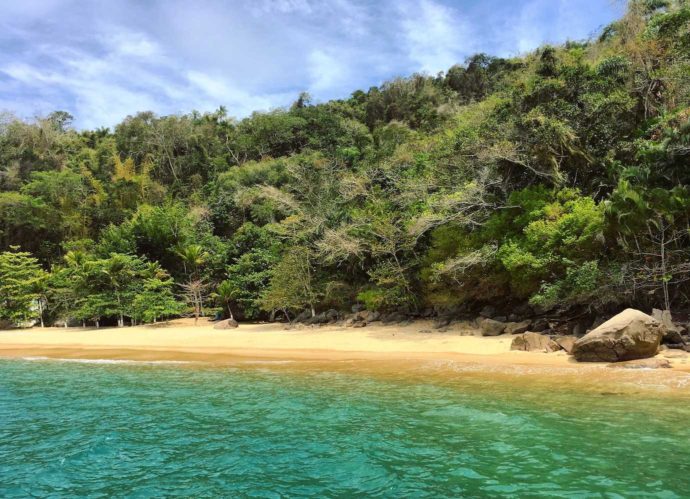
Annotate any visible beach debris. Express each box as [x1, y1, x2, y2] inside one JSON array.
[[504, 320, 531, 335], [510, 332, 560, 352], [572, 309, 664, 362], [214, 318, 239, 330], [606, 358, 672, 369], [479, 318, 506, 336]]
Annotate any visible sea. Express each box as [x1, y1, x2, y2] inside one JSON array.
[[1, 357, 690, 497]]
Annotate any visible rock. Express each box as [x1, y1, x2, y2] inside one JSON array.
[[554, 335, 577, 354], [590, 315, 606, 330], [572, 309, 665, 362], [493, 316, 508, 323], [420, 308, 434, 318], [351, 304, 364, 313], [352, 321, 367, 328], [508, 314, 519, 322], [304, 312, 328, 325], [360, 310, 380, 322], [434, 317, 452, 329], [504, 320, 531, 335], [418, 329, 432, 334], [606, 358, 672, 369], [531, 318, 548, 332], [652, 309, 679, 331], [381, 312, 407, 324], [479, 305, 497, 318], [480, 318, 506, 336], [325, 309, 339, 321], [214, 318, 239, 330], [511, 332, 560, 352], [571, 322, 587, 337], [294, 310, 312, 323]]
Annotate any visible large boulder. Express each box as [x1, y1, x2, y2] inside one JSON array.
[[511, 332, 560, 352], [480, 318, 506, 336], [572, 309, 664, 362], [214, 318, 239, 330]]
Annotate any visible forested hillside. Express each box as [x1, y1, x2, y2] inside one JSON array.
[[1, 0, 689, 327]]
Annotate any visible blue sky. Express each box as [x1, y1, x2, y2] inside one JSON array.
[[0, 0, 625, 129]]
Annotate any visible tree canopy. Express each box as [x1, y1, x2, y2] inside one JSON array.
[[1, 0, 690, 327]]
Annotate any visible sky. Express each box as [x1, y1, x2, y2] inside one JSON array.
[[0, 0, 625, 129]]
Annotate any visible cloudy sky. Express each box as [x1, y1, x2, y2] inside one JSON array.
[[0, 0, 624, 129]]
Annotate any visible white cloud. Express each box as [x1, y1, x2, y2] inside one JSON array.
[[0, 0, 624, 128], [400, 0, 474, 74], [307, 49, 349, 93]]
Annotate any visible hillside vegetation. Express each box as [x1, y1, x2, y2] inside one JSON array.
[[1, 0, 689, 327]]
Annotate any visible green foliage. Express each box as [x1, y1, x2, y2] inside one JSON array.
[[0, 248, 47, 325], [2, 1, 690, 318], [132, 277, 184, 323]]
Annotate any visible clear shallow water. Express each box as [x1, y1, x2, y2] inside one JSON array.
[[1, 359, 690, 497]]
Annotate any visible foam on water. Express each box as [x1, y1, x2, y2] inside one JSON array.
[[20, 356, 195, 365]]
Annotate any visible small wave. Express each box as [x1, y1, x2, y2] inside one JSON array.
[[21, 357, 195, 365]]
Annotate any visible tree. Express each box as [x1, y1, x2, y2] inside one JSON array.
[[180, 279, 207, 324], [0, 248, 47, 326], [132, 276, 183, 323], [260, 247, 320, 320], [214, 280, 236, 320]]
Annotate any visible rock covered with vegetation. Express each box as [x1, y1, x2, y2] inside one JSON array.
[[1, 1, 690, 328]]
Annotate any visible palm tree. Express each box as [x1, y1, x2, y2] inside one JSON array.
[[215, 280, 235, 320], [175, 244, 208, 279]]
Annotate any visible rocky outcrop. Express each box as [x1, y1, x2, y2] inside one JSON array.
[[480, 318, 506, 336], [572, 309, 664, 362], [214, 318, 239, 329], [510, 332, 560, 352]]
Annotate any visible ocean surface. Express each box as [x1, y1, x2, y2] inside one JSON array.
[[1, 358, 690, 497]]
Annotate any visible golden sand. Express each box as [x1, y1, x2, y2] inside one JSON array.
[[0, 318, 688, 371]]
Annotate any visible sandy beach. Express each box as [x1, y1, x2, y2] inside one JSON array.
[[1, 318, 689, 372]]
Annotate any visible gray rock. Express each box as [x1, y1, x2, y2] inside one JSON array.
[[294, 310, 312, 323], [531, 318, 548, 332], [572, 309, 665, 362], [381, 312, 407, 324], [480, 318, 506, 336]]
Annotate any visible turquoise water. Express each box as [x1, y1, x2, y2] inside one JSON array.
[[1, 359, 690, 497]]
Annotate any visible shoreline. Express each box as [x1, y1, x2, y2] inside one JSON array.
[[1, 318, 688, 370]]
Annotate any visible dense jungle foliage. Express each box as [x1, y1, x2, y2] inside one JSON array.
[[1, 0, 689, 327]]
